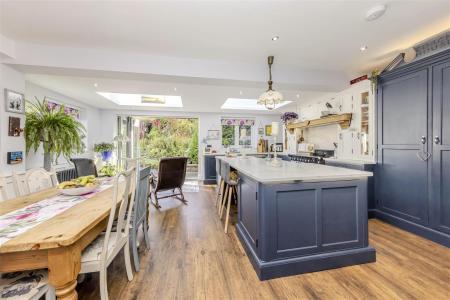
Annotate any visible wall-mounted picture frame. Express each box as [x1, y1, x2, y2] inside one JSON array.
[[8, 116, 22, 137], [265, 125, 272, 136], [206, 129, 220, 140], [7, 151, 23, 165], [5, 89, 25, 114], [258, 127, 264, 135]]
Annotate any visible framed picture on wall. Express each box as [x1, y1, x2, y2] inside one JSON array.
[[8, 116, 22, 137], [265, 125, 272, 136], [7, 151, 23, 165], [206, 130, 220, 140], [4, 89, 25, 114]]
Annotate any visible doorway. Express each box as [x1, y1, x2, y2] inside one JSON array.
[[135, 116, 199, 180]]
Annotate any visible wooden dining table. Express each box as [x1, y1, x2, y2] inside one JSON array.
[[0, 185, 118, 300]]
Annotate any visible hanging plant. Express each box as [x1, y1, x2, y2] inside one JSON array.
[[25, 98, 86, 171], [281, 112, 298, 124], [369, 69, 380, 94]]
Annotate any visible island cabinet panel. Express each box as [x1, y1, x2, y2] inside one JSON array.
[[275, 189, 318, 253], [259, 180, 368, 262], [321, 186, 359, 247], [237, 174, 259, 253]]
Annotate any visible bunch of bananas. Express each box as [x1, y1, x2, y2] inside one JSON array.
[[58, 175, 98, 189]]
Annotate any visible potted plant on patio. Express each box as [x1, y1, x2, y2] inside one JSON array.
[[25, 98, 86, 171], [94, 142, 115, 161]]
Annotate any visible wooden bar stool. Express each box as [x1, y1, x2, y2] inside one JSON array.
[[215, 158, 225, 213], [219, 165, 239, 233]]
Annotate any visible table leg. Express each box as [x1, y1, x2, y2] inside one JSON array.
[[48, 244, 81, 300]]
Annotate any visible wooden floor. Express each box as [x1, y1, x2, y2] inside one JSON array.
[[77, 184, 450, 300]]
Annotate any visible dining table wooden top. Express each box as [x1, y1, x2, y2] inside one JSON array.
[[0, 184, 118, 300]]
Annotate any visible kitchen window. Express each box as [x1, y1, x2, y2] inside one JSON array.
[[221, 118, 254, 147]]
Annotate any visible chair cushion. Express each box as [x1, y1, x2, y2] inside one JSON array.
[[0, 270, 48, 300], [81, 232, 119, 263]]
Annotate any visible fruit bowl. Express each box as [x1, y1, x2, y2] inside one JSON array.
[[59, 184, 99, 196], [58, 175, 99, 196]]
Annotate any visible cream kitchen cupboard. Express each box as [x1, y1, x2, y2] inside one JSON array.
[[297, 79, 375, 161]]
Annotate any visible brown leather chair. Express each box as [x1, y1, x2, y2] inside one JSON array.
[[149, 157, 188, 209]]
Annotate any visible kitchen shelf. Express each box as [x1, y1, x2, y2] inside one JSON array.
[[286, 113, 353, 132]]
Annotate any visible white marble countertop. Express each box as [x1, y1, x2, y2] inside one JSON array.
[[217, 156, 372, 184], [204, 152, 286, 156], [324, 158, 376, 165]]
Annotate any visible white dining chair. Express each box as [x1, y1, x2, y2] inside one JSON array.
[[79, 166, 136, 300], [0, 270, 55, 300], [0, 176, 11, 202], [13, 168, 58, 196]]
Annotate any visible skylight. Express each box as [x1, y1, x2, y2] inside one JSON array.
[[221, 98, 292, 110], [97, 92, 183, 107]]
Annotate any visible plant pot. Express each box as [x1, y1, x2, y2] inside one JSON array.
[[101, 150, 113, 161]]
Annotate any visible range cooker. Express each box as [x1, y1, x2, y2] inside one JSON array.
[[288, 149, 334, 165]]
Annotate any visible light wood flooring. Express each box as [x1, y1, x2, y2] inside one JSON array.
[[77, 184, 450, 300]]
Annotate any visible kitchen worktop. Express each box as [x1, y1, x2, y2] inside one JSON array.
[[217, 156, 372, 184], [324, 158, 376, 165], [204, 151, 286, 156]]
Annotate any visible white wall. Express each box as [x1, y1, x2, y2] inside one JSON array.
[[0, 64, 26, 175], [99, 109, 279, 179], [297, 92, 339, 150], [25, 82, 102, 169]]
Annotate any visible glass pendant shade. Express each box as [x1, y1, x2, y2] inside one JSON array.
[[258, 89, 284, 110], [258, 56, 284, 110]]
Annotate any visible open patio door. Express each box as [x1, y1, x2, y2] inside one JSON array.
[[116, 116, 141, 169]]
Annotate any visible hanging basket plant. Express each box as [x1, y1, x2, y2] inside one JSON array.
[[25, 98, 86, 171], [281, 112, 298, 124], [369, 69, 380, 94]]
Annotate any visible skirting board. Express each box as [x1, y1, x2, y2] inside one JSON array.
[[374, 210, 450, 248], [236, 224, 376, 281], [202, 179, 217, 185]]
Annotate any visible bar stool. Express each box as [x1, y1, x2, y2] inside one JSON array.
[[215, 158, 225, 213], [219, 165, 239, 233]]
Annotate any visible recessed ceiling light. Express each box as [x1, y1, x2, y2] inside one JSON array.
[[174, 87, 177, 91], [296, 94, 300, 98], [272, 36, 279, 41], [365, 4, 387, 21], [360, 45, 368, 51], [221, 98, 291, 111], [93, 83, 98, 88], [239, 91, 243, 95]]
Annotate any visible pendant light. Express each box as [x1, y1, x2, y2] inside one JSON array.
[[258, 56, 284, 110]]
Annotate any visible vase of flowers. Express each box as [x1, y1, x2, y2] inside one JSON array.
[[281, 112, 298, 125], [94, 142, 115, 161]]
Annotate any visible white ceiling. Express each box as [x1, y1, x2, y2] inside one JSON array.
[[2, 0, 449, 73], [1, 0, 449, 113], [24, 70, 331, 113]]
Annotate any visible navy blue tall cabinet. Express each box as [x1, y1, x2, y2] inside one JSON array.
[[375, 49, 450, 247]]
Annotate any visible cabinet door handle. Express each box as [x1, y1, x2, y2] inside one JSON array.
[[421, 136, 427, 144], [434, 136, 440, 144]]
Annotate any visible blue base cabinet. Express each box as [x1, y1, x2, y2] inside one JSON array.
[[235, 173, 376, 280], [325, 160, 375, 217], [375, 49, 450, 247], [203, 155, 217, 185]]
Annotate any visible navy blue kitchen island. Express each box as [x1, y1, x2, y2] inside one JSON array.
[[217, 156, 376, 280]]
